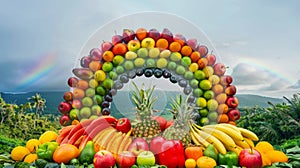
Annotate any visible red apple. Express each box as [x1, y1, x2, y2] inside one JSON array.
[[197, 45, 208, 57], [186, 38, 198, 51], [220, 75, 233, 86], [116, 151, 136, 168], [112, 34, 123, 45], [173, 33, 186, 45], [67, 77, 79, 88], [128, 138, 149, 156], [226, 96, 239, 108], [101, 41, 113, 52], [214, 63, 227, 76], [89, 48, 102, 61], [72, 99, 82, 109], [59, 114, 71, 126], [93, 150, 116, 168], [123, 29, 135, 44], [239, 148, 262, 168], [148, 28, 161, 41], [225, 85, 237, 96], [161, 28, 173, 43], [206, 53, 216, 66], [63, 91, 73, 102], [227, 109, 241, 121], [58, 101, 72, 114], [152, 116, 167, 131], [149, 136, 166, 155]]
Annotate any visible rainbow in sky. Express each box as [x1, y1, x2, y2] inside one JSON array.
[[15, 53, 57, 91]]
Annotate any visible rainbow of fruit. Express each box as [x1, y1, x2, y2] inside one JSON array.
[[9, 28, 289, 168]]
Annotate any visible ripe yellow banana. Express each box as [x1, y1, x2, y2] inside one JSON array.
[[192, 124, 227, 154], [201, 127, 237, 148], [226, 145, 242, 155], [238, 127, 259, 141], [190, 129, 210, 147], [118, 133, 131, 154], [204, 124, 244, 141], [243, 137, 255, 148], [97, 129, 116, 149], [93, 127, 113, 143], [234, 139, 250, 149], [106, 131, 122, 153], [218, 123, 241, 133]]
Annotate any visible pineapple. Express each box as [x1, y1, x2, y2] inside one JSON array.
[[162, 94, 197, 147], [130, 82, 161, 141]]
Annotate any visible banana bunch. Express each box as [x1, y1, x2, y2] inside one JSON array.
[[189, 123, 259, 155]]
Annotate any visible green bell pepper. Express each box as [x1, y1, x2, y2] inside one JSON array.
[[218, 151, 239, 166], [37, 142, 58, 161]]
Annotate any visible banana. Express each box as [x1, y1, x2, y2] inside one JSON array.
[[226, 145, 242, 155], [204, 124, 244, 141], [97, 128, 116, 149], [234, 139, 250, 149], [238, 127, 259, 141], [117, 133, 131, 154], [218, 123, 241, 133], [93, 127, 113, 143], [244, 137, 255, 148], [201, 127, 236, 148], [123, 137, 132, 151], [190, 129, 210, 147], [111, 133, 125, 156], [192, 124, 227, 154], [106, 132, 122, 152]]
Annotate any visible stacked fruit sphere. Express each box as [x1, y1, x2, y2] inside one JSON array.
[[57, 28, 240, 126]]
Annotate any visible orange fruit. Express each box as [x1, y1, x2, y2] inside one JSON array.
[[255, 141, 274, 153], [23, 153, 38, 163], [102, 51, 114, 62], [136, 27, 148, 41], [181, 45, 192, 56], [228, 121, 236, 126], [77, 80, 89, 90], [89, 61, 102, 72], [73, 88, 85, 99], [156, 38, 169, 49], [53, 144, 80, 164], [197, 58, 208, 69], [185, 158, 197, 168], [218, 114, 229, 123], [265, 150, 288, 163], [11, 146, 30, 161], [112, 43, 127, 55], [185, 146, 203, 160], [169, 41, 182, 52], [190, 51, 201, 62], [217, 104, 229, 114], [196, 156, 217, 168], [39, 131, 58, 144]]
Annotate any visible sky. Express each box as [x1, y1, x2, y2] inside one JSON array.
[[0, 0, 300, 98]]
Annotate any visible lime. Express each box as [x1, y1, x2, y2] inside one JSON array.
[[181, 56, 192, 67], [123, 60, 134, 70], [102, 78, 114, 89], [96, 86, 106, 96], [146, 58, 156, 68], [184, 71, 194, 80], [196, 97, 207, 108], [190, 79, 199, 88], [207, 99, 218, 111], [112, 55, 124, 66], [208, 111, 219, 121], [93, 95, 103, 104], [199, 80, 212, 90], [194, 70, 206, 80], [109, 71, 118, 80], [193, 88, 203, 97], [203, 90, 215, 100], [116, 65, 125, 74], [167, 61, 177, 70], [176, 65, 186, 75], [200, 117, 210, 126], [199, 109, 208, 117], [170, 52, 182, 62], [102, 62, 113, 72]]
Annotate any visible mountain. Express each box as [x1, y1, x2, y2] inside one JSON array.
[[0, 91, 284, 115]]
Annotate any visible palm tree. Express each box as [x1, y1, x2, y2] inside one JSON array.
[[28, 93, 46, 116]]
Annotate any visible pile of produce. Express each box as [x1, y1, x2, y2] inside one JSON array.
[[6, 28, 294, 168]]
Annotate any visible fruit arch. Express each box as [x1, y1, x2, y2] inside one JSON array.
[[58, 27, 240, 127]]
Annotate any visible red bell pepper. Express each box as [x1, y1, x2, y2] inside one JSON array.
[[115, 118, 131, 133]]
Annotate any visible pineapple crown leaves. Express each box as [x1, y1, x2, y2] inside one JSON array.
[[130, 82, 158, 119]]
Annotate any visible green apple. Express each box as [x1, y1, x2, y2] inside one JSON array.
[[141, 37, 155, 48], [148, 48, 160, 58], [134, 58, 145, 67], [137, 48, 148, 58], [207, 99, 218, 111], [146, 58, 156, 68], [85, 88, 95, 97], [93, 95, 103, 104], [199, 79, 212, 90], [190, 79, 199, 88], [91, 105, 101, 115], [69, 109, 79, 120], [116, 65, 125, 74], [203, 90, 215, 100], [193, 88, 203, 97], [194, 70, 206, 80], [125, 51, 138, 60], [123, 60, 134, 70], [102, 62, 113, 72], [175, 65, 186, 75], [199, 108, 208, 117], [109, 71, 118, 80], [170, 52, 182, 62], [96, 86, 106, 96], [181, 56, 192, 67], [127, 40, 141, 52], [102, 78, 114, 89], [208, 111, 219, 121], [156, 58, 168, 69], [82, 97, 93, 107], [184, 71, 194, 80], [113, 55, 125, 66], [79, 107, 91, 119], [159, 49, 171, 58], [136, 151, 155, 166], [167, 61, 177, 71]]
